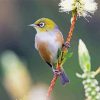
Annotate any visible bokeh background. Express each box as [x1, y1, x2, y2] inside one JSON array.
[[0, 0, 100, 100]]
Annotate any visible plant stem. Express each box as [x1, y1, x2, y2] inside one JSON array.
[[46, 15, 77, 99], [46, 75, 58, 97], [66, 15, 77, 45]]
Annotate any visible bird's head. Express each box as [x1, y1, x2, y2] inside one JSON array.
[[29, 18, 57, 33]]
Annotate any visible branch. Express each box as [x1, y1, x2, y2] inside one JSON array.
[[66, 15, 77, 45], [46, 15, 77, 100], [46, 75, 58, 98]]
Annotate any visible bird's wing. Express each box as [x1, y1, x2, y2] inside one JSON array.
[[36, 41, 52, 65], [55, 31, 64, 46]]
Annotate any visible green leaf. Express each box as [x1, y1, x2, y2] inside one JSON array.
[[66, 52, 73, 59], [62, 52, 73, 65], [78, 39, 91, 72], [57, 48, 62, 59]]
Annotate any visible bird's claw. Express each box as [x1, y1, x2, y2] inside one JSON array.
[[63, 42, 71, 48], [53, 69, 62, 76]]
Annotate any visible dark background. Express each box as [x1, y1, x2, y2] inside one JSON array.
[[0, 0, 100, 100]]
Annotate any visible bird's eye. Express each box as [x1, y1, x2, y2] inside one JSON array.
[[39, 22, 45, 28]]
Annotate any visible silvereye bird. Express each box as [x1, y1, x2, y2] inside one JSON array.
[[29, 18, 69, 85]]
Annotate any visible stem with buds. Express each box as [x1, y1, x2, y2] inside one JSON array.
[[46, 14, 77, 99]]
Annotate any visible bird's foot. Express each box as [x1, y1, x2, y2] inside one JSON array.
[[52, 67, 61, 76], [63, 42, 71, 48]]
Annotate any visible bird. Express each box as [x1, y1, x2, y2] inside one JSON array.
[[29, 18, 69, 85]]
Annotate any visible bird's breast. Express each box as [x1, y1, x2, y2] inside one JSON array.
[[35, 31, 64, 64]]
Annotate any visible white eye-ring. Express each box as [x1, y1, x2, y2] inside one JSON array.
[[39, 22, 45, 28]]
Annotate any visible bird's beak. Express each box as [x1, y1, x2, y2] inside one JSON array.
[[28, 24, 37, 27]]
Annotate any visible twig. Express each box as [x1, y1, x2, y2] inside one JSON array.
[[66, 15, 77, 45], [46, 75, 58, 98], [46, 15, 77, 100]]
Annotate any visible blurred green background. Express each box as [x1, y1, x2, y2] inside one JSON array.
[[0, 0, 100, 100]]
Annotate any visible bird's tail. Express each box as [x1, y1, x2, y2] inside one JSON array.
[[60, 68, 70, 85]]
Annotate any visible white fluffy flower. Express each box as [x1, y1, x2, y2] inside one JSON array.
[[59, 0, 98, 17]]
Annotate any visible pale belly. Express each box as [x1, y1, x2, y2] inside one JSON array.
[[35, 33, 62, 65]]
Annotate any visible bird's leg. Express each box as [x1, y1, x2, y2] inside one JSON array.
[[52, 66, 61, 76]]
